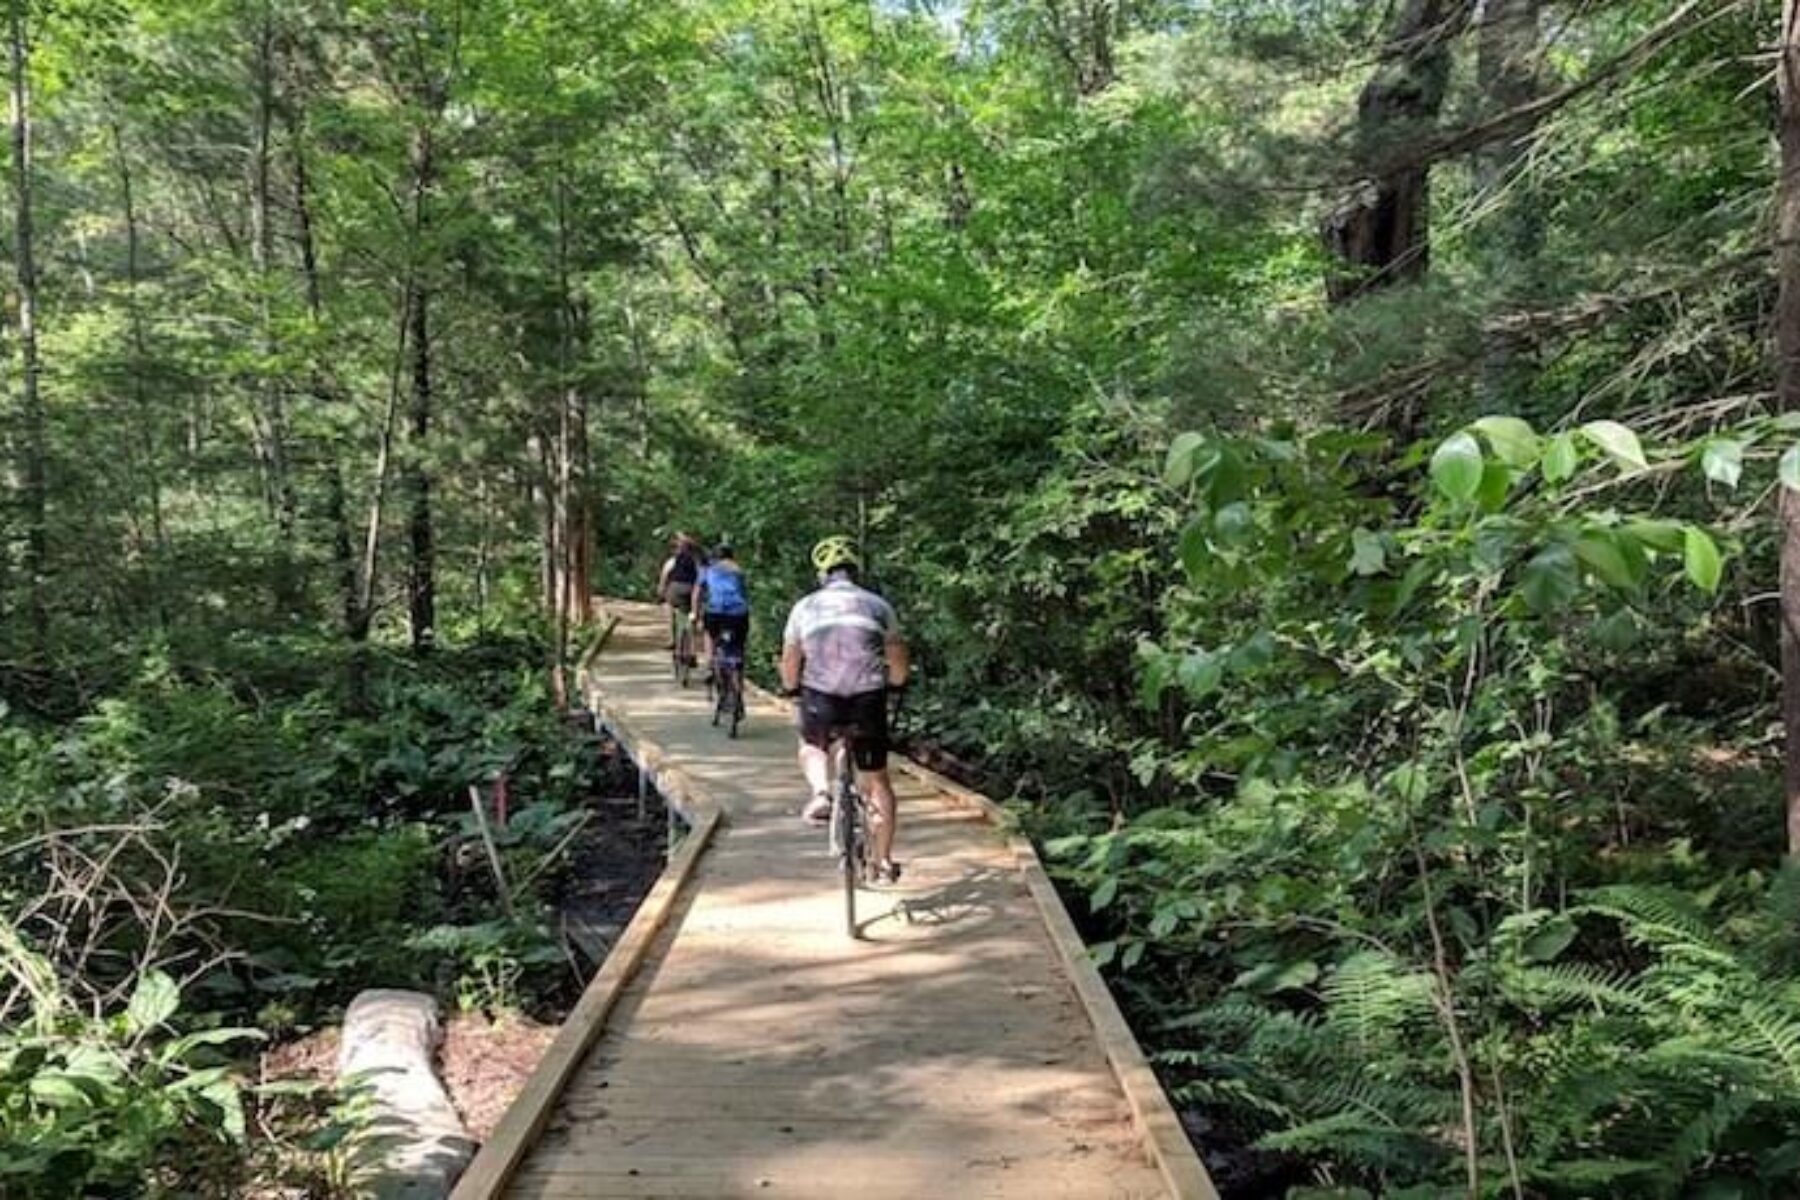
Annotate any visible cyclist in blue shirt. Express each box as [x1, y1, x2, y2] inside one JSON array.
[[692, 544, 751, 677]]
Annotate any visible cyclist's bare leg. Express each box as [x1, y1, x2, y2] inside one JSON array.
[[864, 768, 898, 867], [799, 740, 832, 819]]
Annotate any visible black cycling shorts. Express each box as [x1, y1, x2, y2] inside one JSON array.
[[799, 687, 888, 771], [704, 612, 749, 661]]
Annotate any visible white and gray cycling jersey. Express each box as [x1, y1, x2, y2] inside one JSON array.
[[782, 578, 900, 697]]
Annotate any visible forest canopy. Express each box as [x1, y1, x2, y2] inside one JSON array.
[[5, 0, 1800, 1196]]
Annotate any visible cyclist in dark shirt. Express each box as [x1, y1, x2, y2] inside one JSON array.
[[657, 534, 702, 649]]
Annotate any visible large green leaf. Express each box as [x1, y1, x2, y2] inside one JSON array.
[[1700, 439, 1744, 489], [1163, 432, 1206, 487], [126, 970, 180, 1034], [1580, 421, 1648, 472], [1521, 544, 1580, 612], [1575, 534, 1640, 591], [1212, 501, 1255, 547], [1782, 444, 1800, 493], [1178, 517, 1209, 581], [1683, 526, 1723, 594], [28, 1074, 98, 1109], [1349, 528, 1386, 576], [1430, 431, 1484, 501], [1542, 432, 1580, 483], [1522, 914, 1579, 963], [201, 1080, 248, 1141], [1473, 415, 1540, 467], [1176, 651, 1225, 699]]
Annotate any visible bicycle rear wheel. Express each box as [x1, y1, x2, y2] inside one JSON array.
[[836, 783, 861, 938], [727, 671, 744, 738]]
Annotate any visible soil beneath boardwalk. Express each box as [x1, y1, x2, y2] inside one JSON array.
[[263, 1012, 558, 1140], [264, 759, 667, 1146]]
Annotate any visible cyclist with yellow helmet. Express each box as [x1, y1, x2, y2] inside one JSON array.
[[780, 536, 910, 880]]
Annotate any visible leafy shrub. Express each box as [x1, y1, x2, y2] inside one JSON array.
[[0, 957, 259, 1198]]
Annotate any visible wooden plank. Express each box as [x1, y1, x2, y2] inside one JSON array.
[[510, 1167, 1166, 1200]]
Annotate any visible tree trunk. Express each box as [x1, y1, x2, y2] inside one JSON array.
[[112, 120, 166, 561], [1777, 0, 1800, 857], [547, 173, 574, 706], [1323, 0, 1465, 305], [1476, 0, 1543, 411], [12, 0, 45, 648], [570, 364, 593, 627], [406, 124, 436, 656], [251, 3, 299, 612], [287, 100, 359, 645]]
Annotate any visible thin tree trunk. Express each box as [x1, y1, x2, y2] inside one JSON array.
[[570, 352, 593, 626], [358, 290, 412, 639], [112, 121, 166, 559], [251, 3, 298, 611], [1776, 0, 1800, 857], [12, 0, 45, 648], [546, 171, 574, 706], [287, 99, 358, 644], [406, 123, 436, 656]]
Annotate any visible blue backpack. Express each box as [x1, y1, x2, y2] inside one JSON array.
[[703, 564, 749, 615]]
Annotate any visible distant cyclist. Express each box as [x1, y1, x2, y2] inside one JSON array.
[[780, 536, 910, 881], [693, 543, 751, 674], [656, 534, 702, 650]]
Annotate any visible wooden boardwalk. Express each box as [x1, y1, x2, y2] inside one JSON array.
[[456, 602, 1216, 1199]]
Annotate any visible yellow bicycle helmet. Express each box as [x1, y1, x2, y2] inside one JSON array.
[[811, 535, 861, 576]]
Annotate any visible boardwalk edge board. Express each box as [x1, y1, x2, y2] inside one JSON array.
[[449, 666, 723, 1200]]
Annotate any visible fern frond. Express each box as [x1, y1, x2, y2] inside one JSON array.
[[1257, 1110, 1447, 1175], [1734, 994, 1800, 1088], [1172, 1075, 1296, 1122], [1321, 951, 1437, 1053], [1498, 961, 1655, 1015], [1578, 886, 1736, 970]]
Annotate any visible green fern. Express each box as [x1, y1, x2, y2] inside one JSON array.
[[1730, 994, 1800, 1088], [1498, 960, 1654, 1015], [1578, 885, 1737, 970], [1321, 951, 1437, 1054]]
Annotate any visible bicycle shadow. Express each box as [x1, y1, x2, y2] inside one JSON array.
[[865, 866, 1010, 934]]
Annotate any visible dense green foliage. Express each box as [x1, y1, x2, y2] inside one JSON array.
[[0, 632, 610, 1193], [1, 0, 1796, 1194]]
